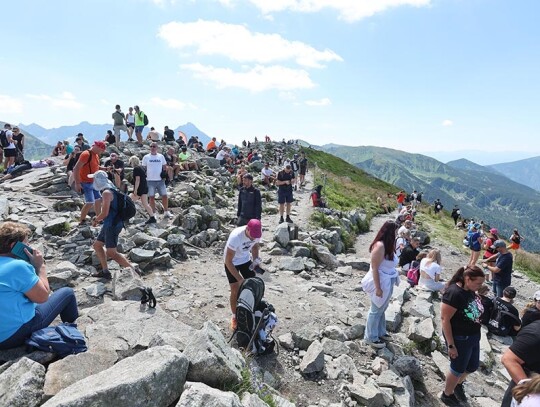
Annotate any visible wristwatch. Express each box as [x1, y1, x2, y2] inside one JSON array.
[[448, 344, 455, 349]]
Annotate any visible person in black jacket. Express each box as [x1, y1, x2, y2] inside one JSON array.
[[398, 237, 421, 271], [237, 173, 262, 226]]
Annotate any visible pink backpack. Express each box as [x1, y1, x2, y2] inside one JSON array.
[[406, 261, 420, 287]]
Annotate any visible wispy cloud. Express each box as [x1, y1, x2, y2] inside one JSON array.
[[0, 95, 23, 114], [159, 20, 342, 68], [442, 119, 453, 127], [229, 0, 432, 22], [305, 97, 331, 106], [149, 97, 193, 110], [181, 63, 315, 92], [25, 92, 83, 109]]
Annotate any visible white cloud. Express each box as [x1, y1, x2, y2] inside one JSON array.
[[442, 119, 453, 127], [0, 95, 23, 114], [181, 63, 315, 92], [25, 92, 83, 109], [158, 20, 342, 68], [305, 97, 331, 106], [279, 91, 297, 101], [149, 97, 188, 110], [241, 0, 431, 22]]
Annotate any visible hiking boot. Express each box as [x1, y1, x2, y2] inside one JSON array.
[[279, 216, 284, 223], [367, 340, 386, 349], [380, 334, 392, 341], [286, 215, 293, 223], [164, 211, 174, 218], [440, 392, 460, 407], [145, 216, 157, 225], [230, 316, 237, 331], [454, 383, 467, 401], [92, 270, 112, 280]]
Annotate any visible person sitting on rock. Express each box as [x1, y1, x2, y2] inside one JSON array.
[[477, 284, 494, 326], [223, 219, 262, 330], [216, 146, 232, 167], [418, 249, 446, 292], [310, 185, 326, 208], [0, 222, 79, 350], [236, 164, 248, 187], [260, 162, 275, 188], [89, 170, 138, 279], [178, 145, 199, 171], [51, 141, 65, 157], [487, 286, 521, 337], [398, 236, 421, 272], [164, 146, 181, 181], [395, 228, 410, 258]]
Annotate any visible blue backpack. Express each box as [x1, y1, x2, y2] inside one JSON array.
[[26, 323, 87, 357]]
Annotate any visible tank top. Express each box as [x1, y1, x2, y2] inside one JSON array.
[[126, 113, 135, 124]]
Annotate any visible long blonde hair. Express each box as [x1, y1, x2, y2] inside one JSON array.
[[128, 156, 140, 167], [426, 249, 442, 265], [513, 374, 540, 403], [521, 301, 537, 317]]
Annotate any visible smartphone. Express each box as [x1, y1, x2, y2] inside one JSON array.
[[11, 241, 33, 262]]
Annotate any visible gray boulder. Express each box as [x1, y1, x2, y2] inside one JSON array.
[[0, 357, 45, 407], [407, 318, 434, 343], [42, 346, 188, 407], [274, 223, 290, 247], [299, 340, 324, 376], [183, 321, 245, 388], [241, 393, 271, 407], [129, 248, 155, 263], [112, 268, 144, 301], [292, 326, 319, 350], [393, 376, 415, 407], [177, 382, 243, 407], [393, 356, 423, 382], [291, 246, 311, 258], [347, 382, 387, 407], [43, 218, 69, 235], [280, 257, 305, 273], [313, 245, 340, 269]]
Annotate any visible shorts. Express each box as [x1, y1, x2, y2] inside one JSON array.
[[113, 124, 128, 136], [135, 125, 144, 133], [300, 167, 307, 176], [136, 185, 149, 196], [3, 148, 16, 158], [471, 247, 481, 253], [449, 333, 481, 376], [509, 242, 520, 250], [278, 189, 294, 204], [147, 180, 167, 197], [127, 123, 135, 129], [225, 261, 255, 284], [219, 158, 227, 166], [81, 182, 101, 203], [96, 222, 123, 248]]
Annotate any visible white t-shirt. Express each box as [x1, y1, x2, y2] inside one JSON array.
[[261, 167, 274, 179], [398, 225, 409, 237], [395, 237, 407, 258], [142, 153, 166, 181], [3, 129, 15, 149], [513, 394, 540, 407], [420, 258, 442, 279], [223, 226, 260, 266], [216, 150, 229, 161]]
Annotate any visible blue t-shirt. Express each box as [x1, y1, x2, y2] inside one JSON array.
[[0, 257, 38, 342], [494, 252, 513, 284], [469, 232, 481, 251]]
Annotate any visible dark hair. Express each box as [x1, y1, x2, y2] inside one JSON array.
[[447, 265, 485, 287], [369, 220, 399, 260]]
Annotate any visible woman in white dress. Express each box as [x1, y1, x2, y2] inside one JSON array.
[[418, 249, 446, 292]]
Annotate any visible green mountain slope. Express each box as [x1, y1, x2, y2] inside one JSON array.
[[319, 145, 540, 252], [489, 156, 540, 192], [1, 121, 52, 161]]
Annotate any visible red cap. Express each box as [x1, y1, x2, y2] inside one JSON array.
[[246, 219, 262, 239], [93, 141, 106, 150]]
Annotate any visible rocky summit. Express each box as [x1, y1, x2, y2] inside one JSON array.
[[0, 140, 538, 407]]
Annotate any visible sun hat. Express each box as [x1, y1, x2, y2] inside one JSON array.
[[88, 170, 115, 191], [246, 219, 262, 239]]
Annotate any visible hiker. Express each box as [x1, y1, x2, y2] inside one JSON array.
[[206, 137, 218, 157], [410, 190, 419, 208], [501, 319, 540, 407], [112, 104, 128, 146], [261, 162, 275, 188], [236, 165, 247, 187], [51, 141, 65, 157], [395, 228, 410, 258], [361, 220, 400, 349], [128, 156, 155, 225], [89, 171, 137, 279], [178, 145, 198, 171], [276, 164, 295, 224], [216, 146, 232, 166], [434, 198, 444, 216], [298, 152, 308, 187], [65, 145, 81, 185], [75, 136, 90, 152], [125, 107, 135, 141], [477, 284, 494, 326], [418, 249, 445, 292], [0, 221, 79, 350], [482, 227, 499, 282], [104, 152, 125, 188], [133, 105, 147, 146], [398, 236, 421, 271], [376, 195, 389, 213], [397, 219, 413, 239], [105, 130, 116, 145], [521, 291, 540, 327], [146, 127, 160, 142], [73, 141, 107, 225], [482, 240, 513, 297], [440, 265, 485, 406], [223, 219, 263, 330], [12, 127, 24, 155], [163, 126, 175, 143], [164, 146, 181, 181], [290, 154, 300, 190], [511, 375, 540, 407], [237, 173, 262, 226], [142, 142, 173, 218], [396, 191, 406, 211], [467, 223, 482, 267], [451, 205, 461, 226], [310, 185, 326, 208], [509, 229, 524, 251], [487, 286, 521, 337], [0, 159, 54, 183], [1, 124, 16, 170]]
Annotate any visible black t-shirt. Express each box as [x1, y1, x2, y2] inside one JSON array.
[[398, 245, 419, 267], [277, 170, 294, 192], [164, 129, 175, 141], [494, 252, 513, 284], [133, 165, 147, 188], [522, 308, 540, 328], [66, 152, 81, 172], [12, 133, 24, 151], [509, 320, 540, 374], [488, 297, 521, 336], [442, 283, 484, 336], [299, 157, 308, 169], [105, 159, 124, 180], [479, 295, 493, 326]]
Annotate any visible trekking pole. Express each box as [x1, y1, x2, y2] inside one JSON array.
[[245, 309, 269, 354]]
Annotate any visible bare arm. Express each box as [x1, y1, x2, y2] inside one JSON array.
[[93, 191, 112, 223], [24, 248, 50, 303], [441, 303, 458, 358], [251, 243, 260, 261], [370, 241, 385, 296], [501, 349, 527, 384]]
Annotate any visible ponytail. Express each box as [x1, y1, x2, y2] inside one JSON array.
[[512, 375, 540, 403], [447, 265, 484, 288]]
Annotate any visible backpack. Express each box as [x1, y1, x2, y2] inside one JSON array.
[[111, 188, 137, 222], [234, 277, 277, 355], [406, 261, 421, 287], [0, 130, 9, 148], [143, 113, 149, 126], [487, 299, 521, 336], [26, 323, 87, 357]]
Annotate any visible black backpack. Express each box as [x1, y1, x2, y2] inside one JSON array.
[[0, 130, 9, 148], [106, 188, 137, 223], [234, 277, 277, 355], [143, 113, 149, 126], [487, 298, 521, 336]]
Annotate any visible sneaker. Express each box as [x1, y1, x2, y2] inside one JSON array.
[[230, 316, 237, 331], [164, 211, 173, 218], [145, 216, 157, 225], [454, 383, 467, 401], [279, 216, 284, 223], [367, 340, 386, 349], [92, 270, 112, 280], [440, 392, 460, 407], [286, 215, 293, 223]]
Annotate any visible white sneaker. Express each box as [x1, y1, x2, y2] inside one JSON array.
[[164, 211, 173, 218]]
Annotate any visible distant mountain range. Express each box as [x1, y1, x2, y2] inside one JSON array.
[[0, 121, 51, 161], [488, 156, 540, 192], [318, 144, 540, 252], [17, 122, 212, 147]]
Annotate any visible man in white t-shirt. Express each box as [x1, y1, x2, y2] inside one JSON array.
[[260, 162, 275, 187], [142, 142, 172, 218], [223, 219, 262, 330], [216, 147, 232, 166]]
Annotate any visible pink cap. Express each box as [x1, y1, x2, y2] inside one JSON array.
[[489, 228, 498, 235], [246, 219, 262, 238]]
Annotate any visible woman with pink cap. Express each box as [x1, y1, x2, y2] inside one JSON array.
[[482, 227, 499, 282]]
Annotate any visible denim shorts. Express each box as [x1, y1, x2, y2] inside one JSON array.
[[82, 182, 101, 203], [449, 333, 481, 376], [96, 222, 123, 248], [278, 189, 294, 204], [147, 180, 167, 196], [135, 125, 144, 133]]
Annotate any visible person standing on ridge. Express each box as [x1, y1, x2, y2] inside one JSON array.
[[125, 107, 135, 141], [237, 173, 262, 226], [276, 163, 295, 224], [482, 240, 513, 298], [298, 152, 308, 187], [112, 105, 128, 147], [451, 205, 461, 226], [142, 142, 173, 219], [396, 191, 405, 211], [133, 105, 147, 147]]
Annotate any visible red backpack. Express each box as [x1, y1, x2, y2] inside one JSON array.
[[406, 261, 421, 287]]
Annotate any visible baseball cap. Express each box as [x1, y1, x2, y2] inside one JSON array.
[[489, 228, 499, 235], [490, 240, 506, 250], [503, 286, 517, 299], [88, 170, 115, 191], [242, 173, 253, 180], [533, 290, 540, 301], [473, 223, 481, 229], [246, 219, 262, 238], [93, 141, 106, 150]]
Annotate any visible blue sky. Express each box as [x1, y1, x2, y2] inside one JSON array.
[[1, 0, 539, 159]]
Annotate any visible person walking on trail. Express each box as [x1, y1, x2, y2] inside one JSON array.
[[451, 205, 461, 226], [237, 173, 262, 226], [89, 171, 136, 280], [223, 219, 262, 330], [298, 152, 308, 187], [482, 240, 513, 298], [276, 164, 296, 224], [509, 229, 524, 251], [396, 191, 405, 211]]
